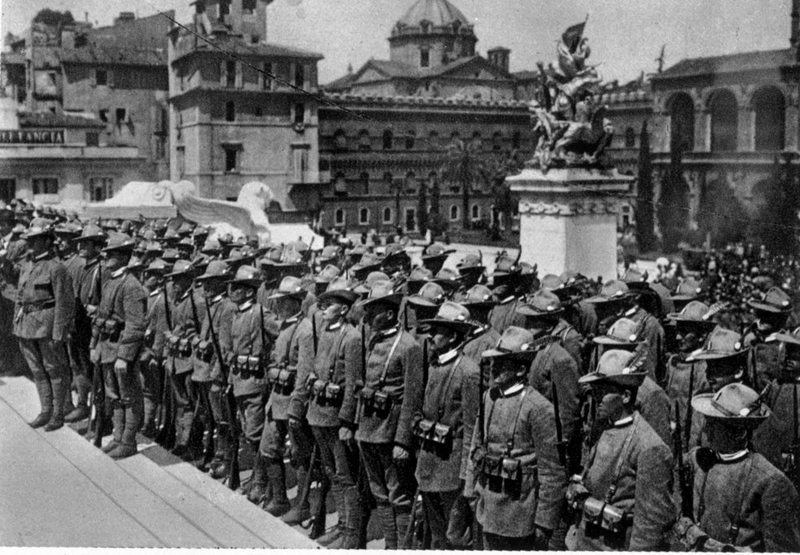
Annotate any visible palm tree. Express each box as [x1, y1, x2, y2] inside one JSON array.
[[485, 149, 522, 238], [441, 138, 486, 230]]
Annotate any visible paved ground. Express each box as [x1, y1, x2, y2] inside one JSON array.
[[0, 376, 318, 549]]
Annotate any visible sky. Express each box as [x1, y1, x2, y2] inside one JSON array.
[[0, 0, 793, 85]]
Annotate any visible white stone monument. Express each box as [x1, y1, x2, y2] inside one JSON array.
[[510, 19, 633, 281], [507, 167, 633, 281]]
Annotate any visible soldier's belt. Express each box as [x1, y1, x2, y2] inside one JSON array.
[[20, 299, 55, 313], [582, 497, 631, 535], [359, 387, 393, 418], [413, 418, 453, 458], [474, 452, 536, 498]]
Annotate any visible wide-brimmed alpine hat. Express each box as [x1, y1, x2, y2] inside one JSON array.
[[353, 271, 390, 295], [195, 260, 231, 282], [686, 327, 747, 362], [516, 290, 564, 318], [482, 326, 541, 362], [419, 301, 477, 334], [461, 284, 496, 311], [586, 280, 632, 304], [593, 318, 644, 346], [407, 281, 446, 308], [229, 265, 263, 288], [318, 278, 360, 306], [691, 383, 770, 429], [579, 349, 647, 389], [666, 300, 718, 329], [671, 278, 704, 303], [102, 231, 136, 253], [769, 326, 800, 347], [269, 276, 308, 300], [23, 218, 56, 240], [165, 259, 194, 279], [358, 279, 403, 308], [315, 264, 341, 285], [748, 286, 793, 314], [144, 258, 171, 275]]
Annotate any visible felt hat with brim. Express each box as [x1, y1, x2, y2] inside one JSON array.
[[482, 326, 540, 362], [161, 248, 180, 262], [593, 318, 644, 346], [54, 222, 81, 237], [579, 349, 647, 389], [686, 327, 747, 362], [126, 256, 146, 272], [352, 253, 383, 280], [432, 268, 463, 290], [691, 383, 770, 429], [102, 231, 136, 253], [621, 269, 648, 288], [144, 258, 171, 275], [225, 247, 256, 265], [23, 218, 56, 240], [461, 284, 496, 310], [269, 276, 307, 299], [315, 264, 341, 284], [166, 259, 194, 279], [419, 301, 477, 334], [407, 266, 433, 283], [671, 278, 703, 302], [358, 279, 403, 308], [586, 280, 631, 304], [748, 286, 793, 314], [667, 300, 718, 328], [770, 326, 800, 347], [353, 271, 390, 295], [317, 245, 341, 261], [201, 239, 223, 255], [457, 253, 484, 272], [423, 243, 455, 258], [407, 281, 446, 308], [318, 278, 360, 306], [195, 260, 231, 282], [516, 290, 564, 318], [540, 273, 565, 291], [230, 265, 263, 288]]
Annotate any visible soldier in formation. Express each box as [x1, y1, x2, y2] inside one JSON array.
[[2, 205, 800, 550]]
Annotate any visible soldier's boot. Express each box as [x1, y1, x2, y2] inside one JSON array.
[[44, 376, 67, 432], [62, 375, 75, 420], [102, 406, 126, 453], [264, 458, 291, 517], [246, 452, 269, 504], [64, 374, 91, 423], [170, 407, 189, 458], [29, 379, 53, 429], [316, 485, 345, 546], [140, 396, 158, 439], [328, 485, 364, 549], [109, 403, 141, 460], [280, 466, 311, 525], [209, 424, 229, 477], [395, 509, 412, 549], [375, 503, 398, 550]]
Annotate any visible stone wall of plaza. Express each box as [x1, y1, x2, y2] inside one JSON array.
[[649, 50, 800, 232], [315, 93, 534, 234]]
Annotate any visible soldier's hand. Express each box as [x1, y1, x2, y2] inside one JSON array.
[[114, 358, 128, 373], [566, 480, 590, 508], [339, 427, 354, 442], [392, 445, 409, 460], [288, 417, 302, 430], [90, 348, 100, 364]]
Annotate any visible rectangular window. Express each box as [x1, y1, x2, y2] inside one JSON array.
[[224, 147, 238, 172], [95, 69, 108, 86], [294, 64, 305, 88], [382, 207, 393, 224], [359, 208, 370, 225], [116, 108, 127, 124], [99, 109, 109, 123], [32, 178, 58, 196], [335, 209, 346, 226], [226, 61, 236, 87], [405, 208, 416, 232], [0, 179, 16, 203], [294, 103, 305, 126], [262, 62, 273, 90], [177, 146, 186, 177], [225, 101, 235, 122], [89, 178, 114, 202], [86, 132, 99, 147], [293, 147, 309, 183], [242, 0, 256, 14], [420, 48, 430, 68]]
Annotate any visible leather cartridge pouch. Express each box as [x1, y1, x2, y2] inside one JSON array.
[[177, 337, 192, 358], [413, 418, 436, 446], [196, 340, 214, 363], [267, 366, 282, 385], [432, 423, 454, 458], [481, 454, 504, 492], [167, 334, 180, 355], [143, 328, 155, 349], [323, 382, 343, 405], [500, 457, 523, 498], [102, 318, 123, 342], [372, 390, 392, 417]]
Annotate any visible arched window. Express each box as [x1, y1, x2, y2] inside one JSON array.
[[492, 132, 503, 151], [421, 20, 432, 34], [753, 86, 785, 151], [359, 207, 370, 225], [406, 130, 416, 150], [383, 207, 393, 224], [360, 172, 370, 195], [333, 172, 347, 195], [450, 205, 459, 221], [382, 129, 393, 150], [334, 129, 347, 150], [406, 171, 417, 194], [625, 127, 636, 148], [669, 92, 695, 155], [383, 171, 394, 195], [709, 89, 738, 152], [358, 129, 371, 151], [471, 204, 480, 221], [335, 208, 346, 226]]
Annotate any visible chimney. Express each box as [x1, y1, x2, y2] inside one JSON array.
[[793, 0, 800, 51], [114, 12, 135, 26], [487, 47, 511, 73]]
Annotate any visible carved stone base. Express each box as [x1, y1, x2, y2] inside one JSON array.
[[506, 167, 634, 281]]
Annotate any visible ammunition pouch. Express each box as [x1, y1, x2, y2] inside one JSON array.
[[413, 418, 453, 458], [195, 340, 214, 363], [781, 450, 796, 476], [100, 318, 124, 342], [143, 328, 155, 349], [178, 337, 192, 358], [274, 368, 297, 395], [360, 387, 392, 418], [475, 453, 534, 500], [167, 334, 180, 355], [231, 355, 264, 380], [582, 497, 630, 538], [267, 366, 282, 386], [311, 379, 343, 407]]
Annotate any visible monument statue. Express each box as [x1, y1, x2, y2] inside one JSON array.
[[530, 18, 615, 172]]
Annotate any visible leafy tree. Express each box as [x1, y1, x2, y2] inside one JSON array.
[[636, 121, 657, 251], [697, 175, 749, 249], [657, 150, 690, 251], [441, 138, 487, 230], [752, 153, 800, 255], [485, 149, 522, 239], [33, 9, 75, 27]]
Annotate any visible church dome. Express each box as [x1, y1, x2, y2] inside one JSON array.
[[396, 0, 472, 31]]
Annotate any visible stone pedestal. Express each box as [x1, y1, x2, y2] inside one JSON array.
[[507, 167, 634, 282]]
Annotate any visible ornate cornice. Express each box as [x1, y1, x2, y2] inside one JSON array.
[[518, 198, 619, 217]]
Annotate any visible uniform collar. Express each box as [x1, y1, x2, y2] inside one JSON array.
[[212, 293, 226, 304], [719, 449, 749, 463], [437, 348, 459, 366], [501, 382, 525, 397], [149, 288, 161, 297], [624, 306, 638, 318], [613, 415, 634, 428], [111, 267, 127, 279], [33, 251, 51, 262], [380, 325, 400, 338], [327, 320, 343, 331], [85, 256, 101, 268], [284, 313, 301, 325], [499, 295, 516, 305], [239, 299, 254, 312]]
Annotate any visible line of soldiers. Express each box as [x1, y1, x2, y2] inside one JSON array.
[[3, 205, 800, 551]]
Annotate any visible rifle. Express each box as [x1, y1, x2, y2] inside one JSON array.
[[204, 294, 240, 490], [786, 380, 800, 491], [155, 285, 177, 449], [301, 444, 330, 540], [551, 380, 568, 475], [312, 312, 318, 357], [674, 400, 693, 518], [685, 362, 695, 446], [89, 263, 105, 448]]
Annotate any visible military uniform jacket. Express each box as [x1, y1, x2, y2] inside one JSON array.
[[90, 268, 146, 364], [63, 253, 85, 299], [528, 341, 581, 448], [551, 318, 585, 372], [227, 300, 277, 397], [666, 354, 709, 449], [744, 329, 781, 390], [576, 413, 675, 551], [753, 381, 800, 472], [637, 376, 672, 448], [688, 448, 800, 552], [142, 288, 169, 364], [467, 384, 566, 537], [76, 257, 102, 309], [302, 320, 360, 427], [463, 325, 501, 368], [13, 252, 75, 342], [267, 315, 313, 421], [192, 294, 236, 384], [414, 351, 480, 493], [354, 326, 423, 449], [164, 288, 203, 375], [489, 296, 525, 334], [626, 306, 666, 383]]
